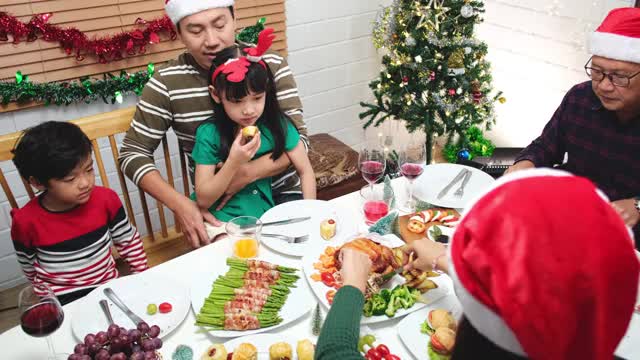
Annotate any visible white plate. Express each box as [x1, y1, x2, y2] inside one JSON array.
[[260, 200, 357, 257], [412, 164, 494, 209], [397, 297, 463, 360], [71, 272, 190, 341], [302, 233, 453, 324], [190, 252, 313, 338]]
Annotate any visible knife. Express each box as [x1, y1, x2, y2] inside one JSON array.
[[437, 169, 469, 199], [257, 216, 311, 228], [103, 287, 144, 325]]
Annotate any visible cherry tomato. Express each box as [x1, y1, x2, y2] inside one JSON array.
[[325, 290, 336, 304], [159, 302, 172, 313], [384, 355, 400, 360], [376, 344, 390, 356], [321, 272, 335, 287], [365, 348, 382, 360]]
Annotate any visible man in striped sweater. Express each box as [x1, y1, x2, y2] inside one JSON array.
[[11, 122, 148, 305], [119, 0, 307, 248]]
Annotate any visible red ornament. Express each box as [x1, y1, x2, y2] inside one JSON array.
[[149, 32, 160, 44], [429, 72, 436, 81], [131, 30, 144, 40], [448, 89, 456, 96], [472, 91, 483, 104], [402, 76, 409, 83]]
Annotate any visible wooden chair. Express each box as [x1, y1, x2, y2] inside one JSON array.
[[0, 107, 191, 266]]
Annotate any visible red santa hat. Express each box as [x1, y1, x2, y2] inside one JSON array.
[[448, 169, 639, 360], [590, 7, 640, 63], [165, 0, 235, 26]]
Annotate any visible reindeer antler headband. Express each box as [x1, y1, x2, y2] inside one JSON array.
[[211, 28, 276, 83]]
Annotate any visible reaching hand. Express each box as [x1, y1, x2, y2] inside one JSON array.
[[401, 238, 448, 273], [174, 196, 222, 248], [339, 248, 372, 294], [611, 198, 640, 228]]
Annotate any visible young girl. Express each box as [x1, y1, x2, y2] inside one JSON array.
[[191, 28, 316, 226]]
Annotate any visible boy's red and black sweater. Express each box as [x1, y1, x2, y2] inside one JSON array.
[[11, 186, 148, 295]]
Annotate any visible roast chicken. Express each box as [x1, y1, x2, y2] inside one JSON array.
[[334, 237, 438, 295]]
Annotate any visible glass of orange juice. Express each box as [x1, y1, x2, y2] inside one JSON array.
[[225, 216, 262, 259]]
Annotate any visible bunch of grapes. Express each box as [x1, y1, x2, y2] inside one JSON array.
[[68, 322, 162, 360]]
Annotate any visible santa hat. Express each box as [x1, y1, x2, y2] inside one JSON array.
[[589, 7, 640, 63], [448, 169, 639, 360], [165, 0, 234, 26]]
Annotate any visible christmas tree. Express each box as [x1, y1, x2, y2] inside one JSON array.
[[360, 0, 505, 163]]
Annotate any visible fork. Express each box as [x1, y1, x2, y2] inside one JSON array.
[[454, 170, 472, 197], [262, 233, 309, 244]]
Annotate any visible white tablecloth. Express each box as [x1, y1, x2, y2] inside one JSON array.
[[1, 178, 638, 359]]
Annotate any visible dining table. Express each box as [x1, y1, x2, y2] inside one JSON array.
[[1, 177, 639, 360]]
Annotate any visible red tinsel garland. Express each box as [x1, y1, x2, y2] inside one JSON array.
[[0, 12, 177, 63]]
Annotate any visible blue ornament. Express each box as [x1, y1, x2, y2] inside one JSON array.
[[457, 148, 471, 161]]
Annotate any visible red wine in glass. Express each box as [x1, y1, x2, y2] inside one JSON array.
[[401, 163, 424, 180], [364, 200, 389, 224], [21, 301, 64, 337], [361, 160, 384, 184]]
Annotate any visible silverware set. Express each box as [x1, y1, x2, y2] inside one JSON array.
[[437, 168, 473, 199]]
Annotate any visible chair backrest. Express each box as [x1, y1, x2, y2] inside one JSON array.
[[0, 107, 189, 248]]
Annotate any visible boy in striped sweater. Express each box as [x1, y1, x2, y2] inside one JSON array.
[[11, 122, 148, 305], [119, 0, 308, 248]]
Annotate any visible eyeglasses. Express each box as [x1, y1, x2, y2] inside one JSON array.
[[584, 58, 640, 88]]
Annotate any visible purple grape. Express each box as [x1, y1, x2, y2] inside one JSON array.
[[141, 339, 154, 351], [87, 343, 101, 355], [144, 351, 158, 360], [131, 344, 142, 353], [151, 338, 162, 350], [130, 352, 145, 360], [128, 329, 142, 342], [118, 333, 130, 345], [107, 324, 121, 338], [95, 331, 108, 344], [83, 334, 96, 346], [110, 353, 126, 360], [137, 321, 150, 333], [67, 355, 81, 360], [73, 344, 87, 355], [147, 325, 160, 338], [95, 349, 110, 360]]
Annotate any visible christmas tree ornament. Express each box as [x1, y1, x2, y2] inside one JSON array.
[[457, 148, 471, 160], [448, 89, 456, 96], [429, 71, 436, 81], [456, 87, 463, 95], [499, 96, 507, 104], [447, 48, 466, 75], [460, 4, 475, 18], [402, 76, 409, 84], [464, 47, 472, 54], [405, 35, 417, 46], [415, 55, 423, 63]]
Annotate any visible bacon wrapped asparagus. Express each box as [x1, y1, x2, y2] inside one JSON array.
[[196, 258, 299, 330]]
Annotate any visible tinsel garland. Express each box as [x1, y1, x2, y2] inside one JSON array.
[[0, 12, 176, 63], [0, 63, 155, 106]]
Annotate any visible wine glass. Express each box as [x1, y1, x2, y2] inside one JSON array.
[[18, 283, 67, 359], [398, 141, 426, 212], [359, 141, 386, 192]]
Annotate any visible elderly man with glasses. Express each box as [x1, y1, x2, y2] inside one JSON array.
[[507, 7, 640, 248]]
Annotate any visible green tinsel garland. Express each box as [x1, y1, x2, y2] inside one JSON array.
[[237, 17, 266, 44], [0, 63, 155, 106]]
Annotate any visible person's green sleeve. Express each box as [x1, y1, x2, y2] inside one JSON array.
[[192, 123, 221, 165]]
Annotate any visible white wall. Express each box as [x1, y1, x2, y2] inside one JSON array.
[[480, 0, 635, 146]]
